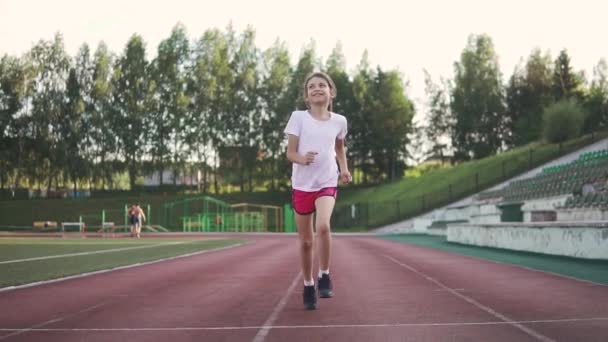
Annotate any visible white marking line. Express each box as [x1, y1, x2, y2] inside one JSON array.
[[384, 255, 556, 342], [0, 241, 254, 293], [382, 235, 608, 288], [0, 317, 607, 332], [0, 241, 191, 264], [252, 272, 302, 342], [434, 288, 465, 292], [477, 257, 608, 287], [0, 301, 109, 340], [426, 245, 608, 287]]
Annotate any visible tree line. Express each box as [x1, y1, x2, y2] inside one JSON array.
[[0, 24, 414, 194], [1, 26, 607, 195], [422, 34, 608, 164]]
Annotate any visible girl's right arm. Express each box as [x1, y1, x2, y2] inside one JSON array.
[[287, 134, 317, 165], [286, 134, 304, 165]]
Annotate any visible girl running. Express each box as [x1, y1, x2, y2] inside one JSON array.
[[284, 71, 351, 310]]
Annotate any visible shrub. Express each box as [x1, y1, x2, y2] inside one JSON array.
[[542, 99, 586, 144]]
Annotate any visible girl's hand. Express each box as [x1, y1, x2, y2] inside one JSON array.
[[302, 151, 318, 165], [340, 170, 352, 184]]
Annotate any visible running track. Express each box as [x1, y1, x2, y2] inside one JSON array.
[[1, 234, 607, 341]]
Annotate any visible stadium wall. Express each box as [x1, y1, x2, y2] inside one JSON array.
[[447, 222, 608, 259]]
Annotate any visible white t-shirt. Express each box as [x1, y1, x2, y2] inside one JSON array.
[[284, 110, 348, 191]]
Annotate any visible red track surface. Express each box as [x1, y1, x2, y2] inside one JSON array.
[[1, 234, 607, 342]]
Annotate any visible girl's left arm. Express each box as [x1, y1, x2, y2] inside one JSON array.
[[335, 138, 351, 184]]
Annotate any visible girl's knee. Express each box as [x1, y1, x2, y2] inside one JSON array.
[[316, 222, 331, 236], [300, 239, 314, 250]]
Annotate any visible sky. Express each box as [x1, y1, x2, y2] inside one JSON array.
[[2, 0, 608, 123]]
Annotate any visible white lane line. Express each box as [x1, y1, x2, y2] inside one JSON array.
[[0, 241, 191, 264], [381, 236, 608, 287], [425, 245, 608, 287], [0, 241, 253, 293], [471, 257, 608, 287], [0, 301, 109, 340], [0, 317, 606, 332], [384, 255, 556, 342], [434, 288, 465, 292], [252, 272, 302, 342]]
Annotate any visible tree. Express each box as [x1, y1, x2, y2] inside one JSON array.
[[505, 48, 553, 146], [259, 39, 292, 190], [90, 42, 116, 189], [150, 23, 190, 186], [451, 34, 506, 160], [0, 55, 26, 189], [543, 99, 585, 144], [407, 122, 427, 165], [584, 58, 608, 132], [368, 68, 415, 181], [27, 33, 71, 190], [68, 43, 95, 190], [325, 42, 357, 176], [287, 41, 318, 110], [4, 52, 35, 191], [325, 42, 355, 116], [423, 69, 452, 164], [552, 49, 584, 101], [189, 27, 234, 194], [61, 67, 85, 193], [189, 29, 221, 193], [113, 34, 149, 190], [350, 51, 376, 184], [226, 26, 261, 192]]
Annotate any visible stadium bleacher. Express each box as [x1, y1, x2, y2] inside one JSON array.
[[417, 146, 608, 259], [478, 148, 608, 211]]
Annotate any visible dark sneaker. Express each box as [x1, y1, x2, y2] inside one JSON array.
[[318, 273, 333, 298], [303, 285, 317, 310]]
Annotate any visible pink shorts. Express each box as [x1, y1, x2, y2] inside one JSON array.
[[292, 187, 338, 215]]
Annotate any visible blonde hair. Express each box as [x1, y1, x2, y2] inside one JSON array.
[[303, 71, 337, 111]]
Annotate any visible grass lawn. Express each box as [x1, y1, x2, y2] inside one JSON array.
[[0, 237, 247, 288]]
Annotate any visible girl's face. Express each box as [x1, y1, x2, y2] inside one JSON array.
[[306, 76, 334, 107]]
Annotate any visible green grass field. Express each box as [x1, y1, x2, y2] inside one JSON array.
[[0, 237, 248, 288]]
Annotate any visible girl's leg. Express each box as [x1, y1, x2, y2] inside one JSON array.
[[295, 212, 315, 283], [314, 196, 336, 272]]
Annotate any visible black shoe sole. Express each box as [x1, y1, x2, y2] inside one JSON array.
[[304, 303, 317, 310], [319, 290, 333, 298]]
